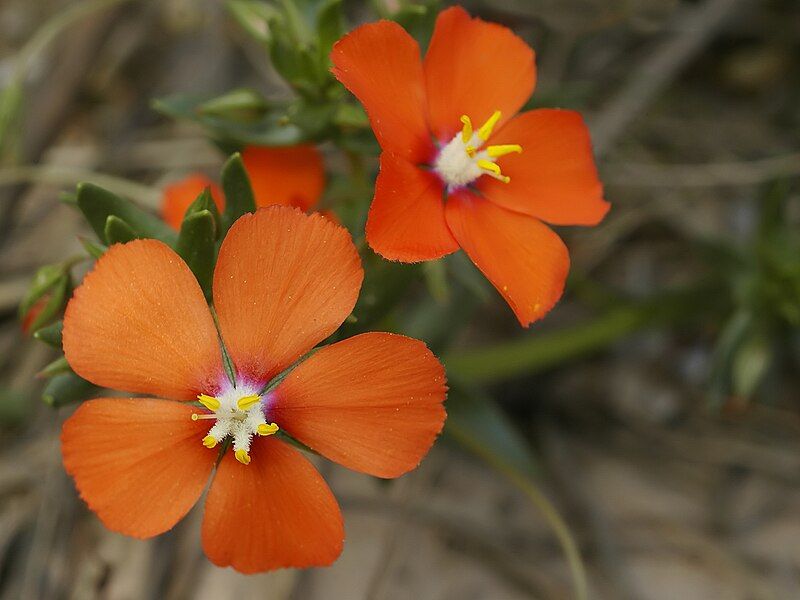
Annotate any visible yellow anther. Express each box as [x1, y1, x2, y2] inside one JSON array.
[[237, 394, 261, 411], [235, 449, 251, 465], [477, 159, 501, 175], [197, 394, 220, 411], [487, 144, 522, 158], [257, 422, 279, 436], [477, 110, 502, 141], [465, 145, 477, 157], [459, 115, 473, 143], [202, 435, 218, 449], [477, 159, 511, 183]]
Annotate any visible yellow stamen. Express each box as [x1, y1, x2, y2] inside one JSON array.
[[202, 435, 218, 449], [191, 413, 217, 421], [477, 159, 501, 175], [460, 115, 473, 143], [477, 110, 502, 141], [237, 394, 261, 411], [197, 394, 220, 411], [477, 159, 511, 183], [257, 422, 279, 436], [487, 144, 522, 158], [235, 449, 251, 465], [465, 145, 476, 157]]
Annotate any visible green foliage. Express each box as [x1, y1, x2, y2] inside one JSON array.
[[220, 153, 257, 233], [176, 189, 220, 298], [19, 263, 72, 334], [77, 183, 176, 246], [33, 320, 63, 349], [42, 371, 98, 408]]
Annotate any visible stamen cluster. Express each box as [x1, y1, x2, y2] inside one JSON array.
[[433, 110, 522, 191], [192, 385, 279, 465]]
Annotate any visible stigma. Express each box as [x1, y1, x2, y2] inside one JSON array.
[[433, 110, 522, 191], [191, 386, 279, 465]]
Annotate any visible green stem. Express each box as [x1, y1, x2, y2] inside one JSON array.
[[447, 421, 589, 600], [445, 285, 720, 385]]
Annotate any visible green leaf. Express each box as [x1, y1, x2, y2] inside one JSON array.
[[732, 330, 773, 399], [220, 153, 256, 232], [153, 94, 305, 147], [78, 236, 106, 259], [76, 182, 176, 246], [19, 264, 71, 333], [316, 0, 344, 58], [176, 209, 216, 298], [37, 356, 70, 379], [42, 371, 98, 408], [226, 0, 277, 44], [445, 387, 538, 479], [33, 320, 63, 349], [198, 88, 269, 119], [104, 215, 139, 244]]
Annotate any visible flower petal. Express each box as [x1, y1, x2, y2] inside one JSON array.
[[162, 174, 225, 230], [242, 145, 324, 211], [424, 6, 536, 141], [61, 398, 215, 538], [272, 332, 447, 478], [213, 207, 363, 385], [63, 240, 223, 400], [201, 437, 343, 573], [478, 109, 609, 225], [445, 191, 569, 327], [331, 20, 434, 163], [366, 152, 458, 262]]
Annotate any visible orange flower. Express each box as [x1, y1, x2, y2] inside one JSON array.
[[60, 206, 446, 573], [161, 173, 224, 230], [331, 6, 610, 326], [161, 145, 325, 230]]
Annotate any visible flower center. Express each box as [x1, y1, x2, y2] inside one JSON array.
[[191, 385, 279, 465], [432, 110, 522, 191]]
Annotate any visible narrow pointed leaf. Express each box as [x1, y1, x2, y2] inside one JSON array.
[[176, 209, 216, 298], [77, 183, 176, 246], [37, 356, 70, 379], [104, 215, 138, 245], [220, 153, 256, 232], [33, 320, 63, 349], [42, 371, 98, 408]]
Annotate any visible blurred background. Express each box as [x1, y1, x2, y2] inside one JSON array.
[[1, 0, 799, 598]]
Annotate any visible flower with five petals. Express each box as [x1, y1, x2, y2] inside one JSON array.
[[60, 206, 446, 573], [331, 6, 610, 326]]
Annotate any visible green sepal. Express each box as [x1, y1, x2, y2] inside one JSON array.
[[33, 320, 63, 349], [199, 88, 269, 120], [176, 209, 217, 298], [42, 371, 98, 408], [19, 264, 71, 333], [104, 215, 139, 245], [79, 236, 107, 259], [220, 153, 256, 232], [186, 186, 221, 232], [37, 356, 71, 379], [76, 182, 176, 246]]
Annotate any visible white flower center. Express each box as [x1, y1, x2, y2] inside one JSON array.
[[191, 383, 279, 465], [432, 110, 522, 192]]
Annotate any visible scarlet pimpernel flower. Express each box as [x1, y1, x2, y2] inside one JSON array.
[[60, 206, 446, 573], [331, 6, 610, 326], [161, 144, 324, 230]]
